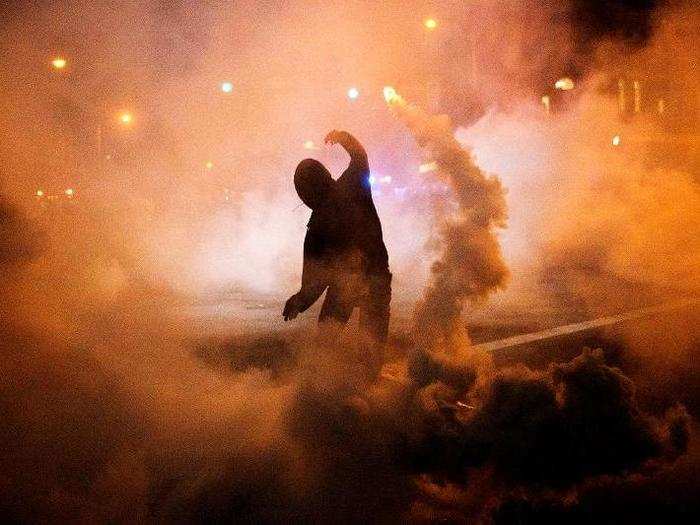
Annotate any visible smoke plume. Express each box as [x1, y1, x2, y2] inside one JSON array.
[[385, 91, 509, 348]]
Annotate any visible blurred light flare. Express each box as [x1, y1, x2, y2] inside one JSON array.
[[36, 190, 44, 197], [419, 161, 438, 173], [424, 18, 437, 30], [51, 57, 67, 69], [118, 111, 133, 125], [220, 81, 233, 93], [383, 86, 399, 104], [555, 77, 575, 90], [347, 87, 360, 100], [205, 161, 214, 170], [541, 95, 551, 113]]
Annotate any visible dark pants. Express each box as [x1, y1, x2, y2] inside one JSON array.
[[318, 271, 392, 343]]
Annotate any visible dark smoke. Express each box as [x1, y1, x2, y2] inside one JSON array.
[[416, 349, 684, 485], [408, 349, 692, 521]]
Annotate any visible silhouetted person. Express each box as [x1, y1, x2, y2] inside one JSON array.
[[283, 130, 391, 343]]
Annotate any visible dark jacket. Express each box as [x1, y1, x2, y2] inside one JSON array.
[[296, 133, 389, 312]]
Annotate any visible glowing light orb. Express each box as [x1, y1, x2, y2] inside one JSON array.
[[118, 112, 133, 124], [51, 57, 67, 69], [612, 135, 621, 146], [65, 188, 74, 196], [383, 86, 398, 103], [347, 87, 360, 100], [303, 140, 316, 150], [205, 161, 214, 170], [221, 81, 233, 93], [36, 190, 44, 197], [554, 77, 575, 90], [424, 18, 437, 30], [419, 161, 438, 173]]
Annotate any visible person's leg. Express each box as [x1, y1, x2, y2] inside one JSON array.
[[358, 272, 391, 380], [359, 272, 392, 343]]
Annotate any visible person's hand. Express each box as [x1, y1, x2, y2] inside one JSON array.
[[324, 130, 343, 146], [283, 293, 302, 321]]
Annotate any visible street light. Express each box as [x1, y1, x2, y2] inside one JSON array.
[[419, 161, 437, 173], [555, 77, 574, 91], [118, 111, 133, 125], [51, 57, 67, 70], [383, 86, 399, 103]]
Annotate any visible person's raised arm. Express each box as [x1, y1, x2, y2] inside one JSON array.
[[324, 130, 369, 189]]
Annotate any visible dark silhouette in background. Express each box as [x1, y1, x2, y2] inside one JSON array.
[[283, 130, 391, 343]]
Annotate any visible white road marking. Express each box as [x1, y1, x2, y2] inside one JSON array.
[[379, 298, 698, 386], [471, 298, 699, 353]]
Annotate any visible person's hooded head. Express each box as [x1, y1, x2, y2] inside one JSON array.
[[294, 159, 334, 209]]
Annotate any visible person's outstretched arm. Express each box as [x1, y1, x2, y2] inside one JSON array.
[[324, 130, 369, 191], [283, 228, 328, 321]]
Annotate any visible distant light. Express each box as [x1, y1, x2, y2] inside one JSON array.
[[554, 77, 574, 91], [51, 57, 67, 69], [424, 18, 437, 30], [205, 161, 214, 170], [65, 188, 74, 196], [303, 140, 317, 150], [383, 86, 398, 103], [541, 95, 551, 114], [221, 81, 233, 93], [633, 80, 641, 113], [657, 98, 665, 115], [118, 111, 133, 125], [612, 135, 621, 146], [380, 175, 392, 184], [419, 161, 438, 173], [347, 87, 360, 100], [36, 190, 44, 197]]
